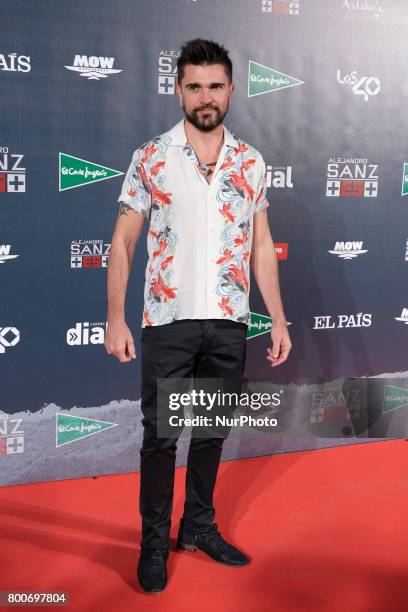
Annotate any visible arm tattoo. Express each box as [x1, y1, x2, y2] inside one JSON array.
[[118, 201, 133, 216]]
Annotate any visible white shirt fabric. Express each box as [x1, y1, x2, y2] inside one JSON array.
[[117, 118, 270, 328]]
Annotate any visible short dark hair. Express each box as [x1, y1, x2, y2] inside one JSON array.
[[177, 38, 233, 84]]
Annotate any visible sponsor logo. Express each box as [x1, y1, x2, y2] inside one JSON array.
[[0, 147, 26, 193], [313, 313, 372, 329], [311, 384, 360, 423], [401, 163, 408, 196], [395, 309, 408, 324], [0, 53, 31, 72], [261, 0, 300, 14], [158, 49, 179, 95], [382, 385, 408, 414], [405, 239, 408, 262], [248, 60, 303, 97], [247, 312, 291, 339], [66, 321, 106, 346], [64, 55, 122, 80], [56, 413, 117, 447], [267, 165, 293, 189], [337, 69, 380, 101], [0, 327, 20, 354], [0, 414, 24, 455], [59, 153, 123, 191], [71, 240, 110, 268], [247, 312, 272, 339], [0, 245, 19, 264], [342, 0, 383, 19], [328, 241, 367, 259], [326, 157, 378, 198], [275, 243, 288, 260]]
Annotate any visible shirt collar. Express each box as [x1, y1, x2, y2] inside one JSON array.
[[166, 118, 239, 150]]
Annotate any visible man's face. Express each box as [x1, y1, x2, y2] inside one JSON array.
[[176, 63, 235, 133]]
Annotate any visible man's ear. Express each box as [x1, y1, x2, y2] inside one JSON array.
[[176, 80, 183, 105]]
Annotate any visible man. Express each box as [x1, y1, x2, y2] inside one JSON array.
[[104, 39, 291, 594]]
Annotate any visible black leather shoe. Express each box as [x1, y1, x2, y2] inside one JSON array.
[[137, 546, 169, 594], [176, 517, 250, 566]]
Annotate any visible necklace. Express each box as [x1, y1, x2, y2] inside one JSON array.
[[186, 133, 224, 176]]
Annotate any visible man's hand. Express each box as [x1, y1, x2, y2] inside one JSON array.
[[104, 320, 136, 363], [266, 321, 292, 367]]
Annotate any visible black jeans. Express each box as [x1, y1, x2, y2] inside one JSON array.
[[139, 318, 248, 551]]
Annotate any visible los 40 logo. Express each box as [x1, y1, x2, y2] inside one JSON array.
[[337, 70, 381, 101]]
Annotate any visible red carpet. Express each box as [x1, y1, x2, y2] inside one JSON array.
[[1, 440, 408, 612]]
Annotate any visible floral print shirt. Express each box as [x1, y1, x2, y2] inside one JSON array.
[[117, 118, 270, 327]]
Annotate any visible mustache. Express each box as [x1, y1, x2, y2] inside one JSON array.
[[195, 105, 218, 111]]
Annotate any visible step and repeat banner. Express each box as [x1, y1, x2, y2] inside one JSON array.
[[1, 0, 408, 486]]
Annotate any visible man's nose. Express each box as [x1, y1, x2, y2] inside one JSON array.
[[199, 89, 214, 104]]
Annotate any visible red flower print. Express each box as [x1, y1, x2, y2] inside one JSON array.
[[219, 202, 235, 223], [218, 296, 234, 316], [227, 262, 249, 292], [151, 272, 177, 303], [160, 255, 174, 270], [152, 238, 167, 259], [216, 248, 234, 265]]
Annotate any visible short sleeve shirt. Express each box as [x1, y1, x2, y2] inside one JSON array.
[[117, 118, 270, 328]]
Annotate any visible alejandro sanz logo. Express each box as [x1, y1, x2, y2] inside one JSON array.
[[70, 240, 110, 268], [65, 55, 123, 80], [0, 415, 24, 455], [326, 158, 378, 198]]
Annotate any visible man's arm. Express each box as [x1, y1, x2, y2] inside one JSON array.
[[104, 203, 145, 362], [250, 209, 292, 367]]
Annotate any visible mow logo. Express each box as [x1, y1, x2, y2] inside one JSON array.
[[395, 309, 408, 324], [56, 413, 117, 447], [261, 0, 300, 14], [266, 165, 293, 189], [59, 153, 123, 191], [328, 241, 367, 259], [0, 148, 26, 193], [64, 55, 122, 80], [0, 245, 19, 264], [337, 70, 380, 101], [71, 240, 110, 268], [382, 385, 408, 414], [401, 163, 408, 196], [0, 327, 20, 354], [66, 322, 106, 346], [158, 50, 179, 94], [0, 415, 24, 455], [326, 157, 378, 198], [248, 60, 303, 97]]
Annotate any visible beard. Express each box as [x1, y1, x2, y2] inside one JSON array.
[[182, 102, 229, 132]]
